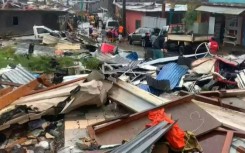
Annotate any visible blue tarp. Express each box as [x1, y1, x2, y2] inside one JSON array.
[[139, 84, 163, 96], [157, 63, 188, 90], [126, 52, 138, 61]]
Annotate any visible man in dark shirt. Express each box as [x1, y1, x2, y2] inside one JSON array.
[[151, 35, 167, 59]]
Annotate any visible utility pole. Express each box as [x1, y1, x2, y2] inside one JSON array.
[[122, 0, 126, 37], [162, 0, 165, 18], [80, 0, 83, 11]]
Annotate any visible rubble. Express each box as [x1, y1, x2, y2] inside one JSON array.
[[1, 5, 245, 153]]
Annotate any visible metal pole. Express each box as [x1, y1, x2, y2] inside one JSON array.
[[80, 0, 83, 11], [162, 0, 165, 18], [122, 0, 126, 36]]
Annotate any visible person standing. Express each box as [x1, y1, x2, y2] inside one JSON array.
[[144, 32, 153, 60], [118, 25, 124, 42], [101, 26, 106, 43], [152, 35, 167, 59], [94, 15, 99, 29], [150, 32, 158, 46]]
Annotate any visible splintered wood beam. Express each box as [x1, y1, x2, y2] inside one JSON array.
[[0, 75, 46, 110], [0, 87, 13, 97]]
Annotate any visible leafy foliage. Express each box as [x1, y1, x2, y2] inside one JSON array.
[[81, 57, 100, 70], [182, 10, 198, 29], [0, 46, 74, 73]]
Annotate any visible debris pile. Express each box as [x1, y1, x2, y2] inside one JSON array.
[[1, 13, 245, 153]]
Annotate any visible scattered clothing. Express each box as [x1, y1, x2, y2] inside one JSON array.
[[119, 26, 124, 34], [146, 109, 185, 150]]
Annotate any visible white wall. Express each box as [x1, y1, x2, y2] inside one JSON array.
[[142, 16, 167, 29]]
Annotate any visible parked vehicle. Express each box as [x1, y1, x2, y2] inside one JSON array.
[[104, 19, 119, 30], [159, 26, 169, 37], [128, 27, 160, 46], [164, 24, 212, 54], [33, 25, 65, 39]]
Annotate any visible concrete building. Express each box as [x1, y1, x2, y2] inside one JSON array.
[[0, 10, 67, 37]]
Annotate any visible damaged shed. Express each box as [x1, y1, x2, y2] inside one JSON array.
[[0, 10, 68, 37]]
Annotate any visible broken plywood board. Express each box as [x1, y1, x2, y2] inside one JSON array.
[[27, 77, 86, 96], [13, 80, 86, 103], [0, 87, 13, 97], [88, 95, 221, 145], [193, 100, 245, 131], [108, 80, 173, 112], [222, 97, 245, 111], [64, 106, 125, 148], [198, 130, 227, 153], [55, 43, 80, 50], [0, 76, 46, 110]]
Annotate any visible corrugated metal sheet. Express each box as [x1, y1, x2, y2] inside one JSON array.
[[111, 122, 170, 153], [138, 84, 163, 96], [230, 137, 245, 153], [196, 5, 245, 15], [1, 65, 35, 84], [157, 63, 188, 90]]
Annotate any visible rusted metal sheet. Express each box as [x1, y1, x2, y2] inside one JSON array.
[[222, 131, 234, 153], [194, 95, 245, 112], [87, 95, 221, 145], [199, 89, 245, 98], [198, 130, 227, 153], [180, 91, 245, 112], [0, 75, 46, 110]]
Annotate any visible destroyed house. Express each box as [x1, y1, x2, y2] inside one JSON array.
[[0, 10, 67, 37]]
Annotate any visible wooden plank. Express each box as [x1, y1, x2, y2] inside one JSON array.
[[0, 76, 44, 110], [222, 98, 245, 111], [194, 95, 245, 112], [0, 87, 13, 97], [26, 77, 86, 96], [36, 75, 53, 87], [237, 146, 245, 153], [64, 107, 123, 148], [5, 137, 27, 151], [222, 131, 234, 153], [168, 34, 193, 42], [194, 100, 245, 131], [108, 80, 172, 112]]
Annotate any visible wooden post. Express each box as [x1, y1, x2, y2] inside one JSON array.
[[122, 0, 126, 36], [162, 0, 166, 18]]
